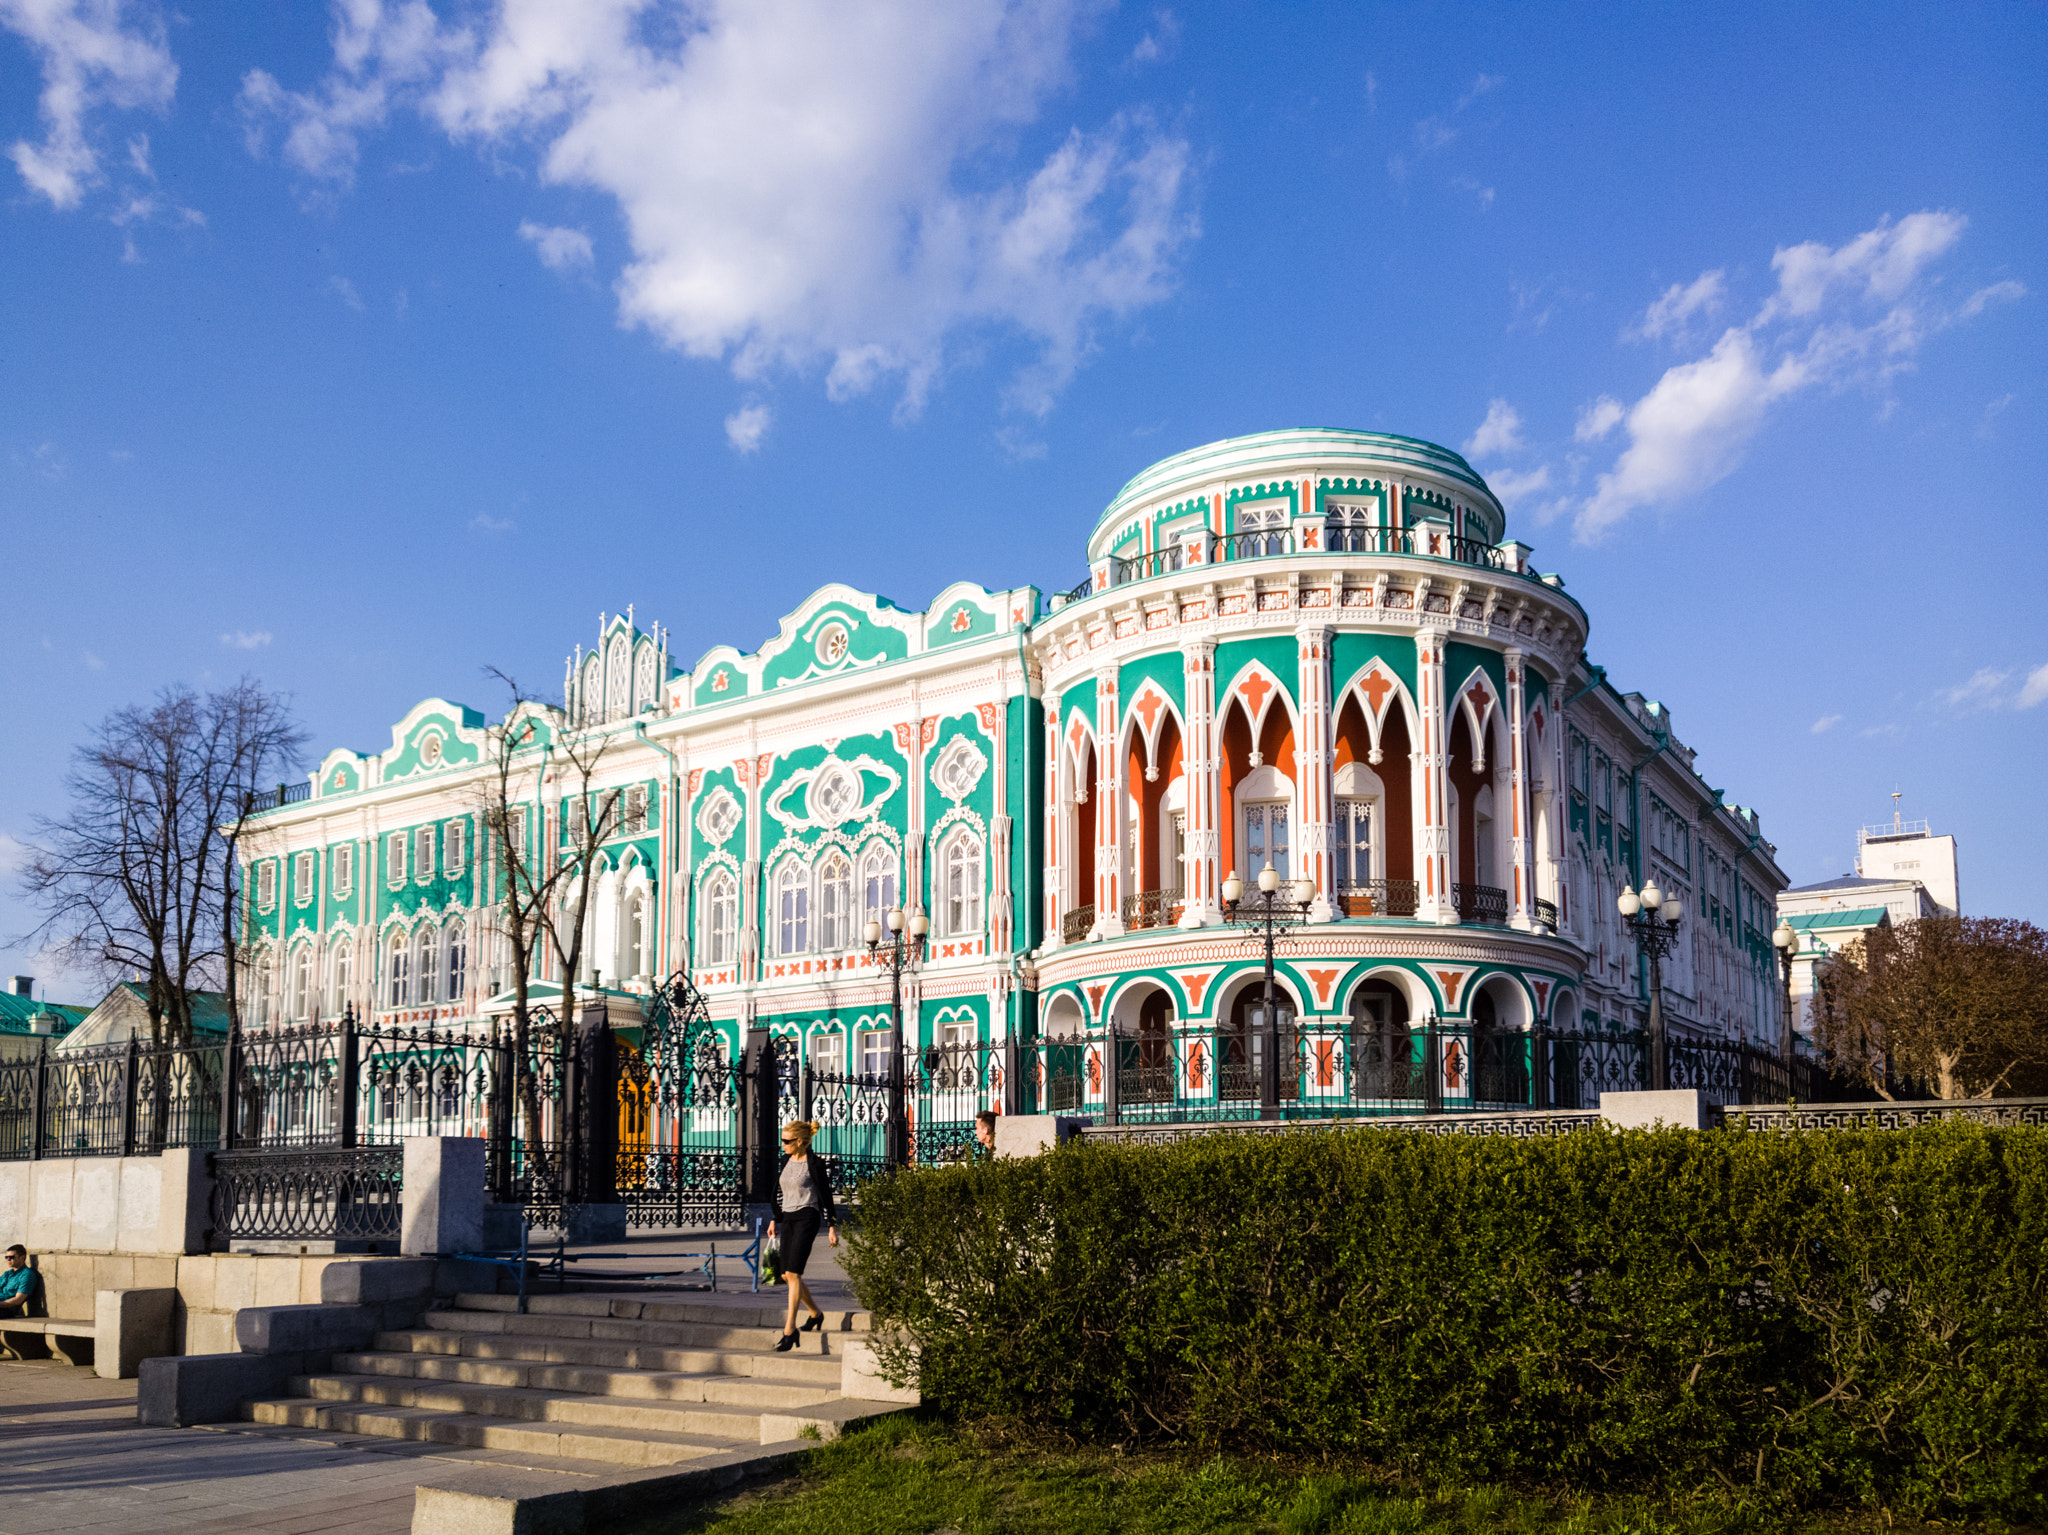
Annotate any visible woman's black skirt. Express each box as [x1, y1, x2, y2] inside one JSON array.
[[778, 1205, 822, 1276]]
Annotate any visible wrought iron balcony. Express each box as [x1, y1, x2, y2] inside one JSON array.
[[1121, 887, 1184, 931], [1534, 897, 1559, 931], [1110, 547, 1183, 586], [1061, 904, 1096, 945], [244, 781, 311, 815], [1453, 883, 1510, 925], [1336, 878, 1420, 917]]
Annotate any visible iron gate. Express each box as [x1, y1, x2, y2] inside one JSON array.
[[617, 973, 744, 1228]]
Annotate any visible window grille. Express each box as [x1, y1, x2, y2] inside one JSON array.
[[777, 863, 810, 955], [1243, 802, 1290, 880], [818, 856, 853, 948], [861, 847, 897, 928], [1333, 799, 1372, 884], [256, 861, 277, 911], [941, 834, 983, 936]]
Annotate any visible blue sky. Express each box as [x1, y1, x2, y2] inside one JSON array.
[[3, 1, 2044, 998]]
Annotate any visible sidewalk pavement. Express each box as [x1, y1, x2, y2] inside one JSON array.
[[0, 1226, 857, 1534]]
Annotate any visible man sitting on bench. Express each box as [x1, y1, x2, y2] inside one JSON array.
[[0, 1244, 41, 1319]]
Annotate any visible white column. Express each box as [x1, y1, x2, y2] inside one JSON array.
[[1549, 679, 1568, 933], [1044, 704, 1063, 942], [1180, 640, 1220, 926], [1414, 626, 1454, 924], [1506, 648, 1535, 931], [1297, 624, 1335, 922], [1095, 673, 1125, 936]]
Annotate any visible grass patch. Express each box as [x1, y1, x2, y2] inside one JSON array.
[[628, 1417, 2037, 1535]]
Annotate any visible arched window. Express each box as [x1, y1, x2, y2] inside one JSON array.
[[386, 935, 410, 1009], [775, 861, 809, 956], [289, 945, 312, 1022], [1222, 984, 1297, 1101], [329, 941, 352, 1019], [703, 870, 737, 965], [939, 833, 982, 937], [817, 855, 853, 949], [624, 894, 646, 979], [860, 845, 897, 928], [445, 922, 466, 1003], [414, 925, 438, 1008]]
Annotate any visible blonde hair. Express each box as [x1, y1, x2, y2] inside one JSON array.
[[782, 1119, 821, 1152]]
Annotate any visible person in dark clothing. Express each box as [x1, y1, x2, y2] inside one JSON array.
[[766, 1119, 837, 1351], [974, 1109, 997, 1159]]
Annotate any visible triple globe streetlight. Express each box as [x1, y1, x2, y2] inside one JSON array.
[[863, 904, 928, 1170], [1616, 878, 1685, 1090]]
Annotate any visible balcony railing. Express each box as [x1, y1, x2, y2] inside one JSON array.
[[1453, 883, 1510, 925], [1061, 904, 1096, 945], [1061, 520, 1524, 606], [1121, 887, 1184, 931], [1534, 897, 1559, 931], [244, 781, 311, 815], [1336, 878, 1420, 917]]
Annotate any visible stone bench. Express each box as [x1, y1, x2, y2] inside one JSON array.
[[0, 1280, 177, 1378]]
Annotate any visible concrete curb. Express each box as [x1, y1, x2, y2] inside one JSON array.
[[410, 1439, 820, 1534]]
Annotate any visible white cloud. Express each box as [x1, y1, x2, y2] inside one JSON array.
[[244, 0, 1195, 421], [1939, 666, 2012, 710], [1571, 211, 2002, 541], [468, 512, 514, 533], [1574, 395, 1624, 442], [1627, 269, 1724, 342], [1959, 279, 2026, 318], [1463, 398, 1523, 459], [1450, 175, 1493, 210], [1484, 464, 1549, 505], [220, 630, 273, 649], [519, 220, 593, 273], [1810, 714, 1843, 734], [996, 424, 1048, 460], [1, 0, 177, 209], [2019, 663, 2048, 710], [1758, 210, 1965, 322], [1455, 73, 1503, 111], [1130, 8, 1176, 64], [327, 274, 366, 311], [724, 402, 772, 454], [82, 650, 104, 671]]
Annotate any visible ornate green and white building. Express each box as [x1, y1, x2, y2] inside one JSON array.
[[235, 428, 1790, 1106]]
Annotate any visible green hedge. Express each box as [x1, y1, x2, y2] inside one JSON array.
[[842, 1122, 2048, 1514]]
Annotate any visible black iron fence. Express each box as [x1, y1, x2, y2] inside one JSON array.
[[0, 1036, 223, 1160], [1022, 1022, 1879, 1128]]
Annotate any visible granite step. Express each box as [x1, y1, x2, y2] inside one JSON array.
[[286, 1372, 839, 1435], [450, 1292, 869, 1331], [327, 1353, 842, 1408], [367, 1328, 843, 1385], [418, 1308, 800, 1354], [239, 1397, 740, 1465]]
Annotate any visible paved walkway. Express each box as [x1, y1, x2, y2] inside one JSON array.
[[0, 1228, 855, 1534]]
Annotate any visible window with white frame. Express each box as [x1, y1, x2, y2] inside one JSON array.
[[861, 846, 897, 928], [386, 935, 410, 1008], [254, 951, 273, 1026], [703, 870, 738, 965], [388, 832, 406, 886], [293, 852, 314, 906], [858, 1029, 890, 1081], [776, 862, 810, 955], [444, 820, 465, 874], [808, 1031, 843, 1076], [414, 925, 438, 1007], [333, 843, 353, 896], [564, 795, 587, 846], [1334, 798, 1373, 885], [1233, 497, 1289, 555], [1242, 801, 1290, 880], [810, 763, 859, 824], [624, 896, 645, 979], [414, 825, 434, 881], [445, 922, 466, 1002], [256, 861, 277, 912], [289, 945, 312, 1021], [818, 854, 853, 949], [939, 832, 983, 937], [330, 941, 352, 1018], [622, 785, 648, 836]]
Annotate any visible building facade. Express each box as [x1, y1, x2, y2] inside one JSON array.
[[235, 429, 1792, 1112]]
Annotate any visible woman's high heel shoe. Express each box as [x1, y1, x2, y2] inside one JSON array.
[[773, 1330, 799, 1352], [801, 1311, 824, 1333]]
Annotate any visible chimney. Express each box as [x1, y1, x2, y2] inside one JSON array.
[[9, 977, 30, 998]]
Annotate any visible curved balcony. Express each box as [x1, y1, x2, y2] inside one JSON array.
[[1054, 521, 1543, 612], [1335, 878, 1420, 918]]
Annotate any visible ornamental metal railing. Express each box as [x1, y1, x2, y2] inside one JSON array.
[[1452, 882, 1510, 925], [1110, 546, 1183, 586], [209, 1146, 402, 1245], [1121, 887, 1184, 931], [1336, 878, 1420, 917], [1534, 897, 1559, 930], [1061, 904, 1096, 945], [0, 1037, 223, 1160], [243, 781, 312, 815]]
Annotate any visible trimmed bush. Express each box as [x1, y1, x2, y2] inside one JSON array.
[[842, 1122, 2048, 1514]]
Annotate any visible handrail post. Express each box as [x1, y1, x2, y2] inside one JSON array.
[[121, 1035, 141, 1157], [338, 1007, 359, 1149], [219, 1023, 240, 1151], [29, 1039, 47, 1162]]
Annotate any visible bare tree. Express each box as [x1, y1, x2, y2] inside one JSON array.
[[1814, 915, 2048, 1099], [474, 672, 622, 1158], [18, 679, 307, 1047]]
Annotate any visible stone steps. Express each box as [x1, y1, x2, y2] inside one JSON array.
[[242, 1289, 906, 1468]]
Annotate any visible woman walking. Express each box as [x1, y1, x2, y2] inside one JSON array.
[[766, 1119, 837, 1351]]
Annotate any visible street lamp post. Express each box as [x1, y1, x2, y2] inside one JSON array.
[[1221, 863, 1317, 1114], [1617, 880, 1686, 1091], [1772, 920, 1800, 1067], [864, 904, 928, 1170]]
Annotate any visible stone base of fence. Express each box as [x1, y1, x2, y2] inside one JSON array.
[[995, 1114, 1091, 1158], [400, 1137, 485, 1257], [1598, 1090, 1712, 1131], [0, 1147, 213, 1256]]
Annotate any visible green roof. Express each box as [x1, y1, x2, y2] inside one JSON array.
[[1786, 908, 1890, 932], [0, 991, 91, 1036]]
